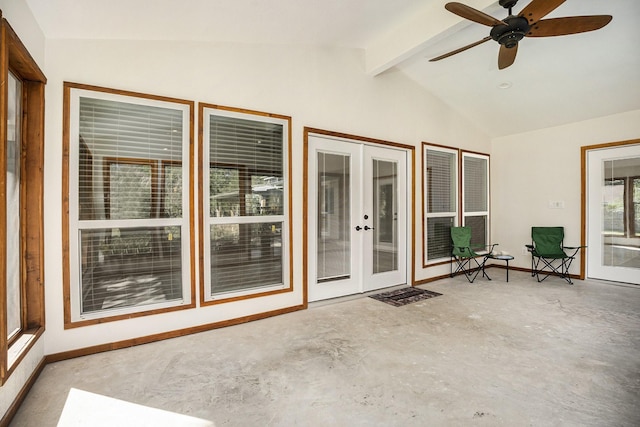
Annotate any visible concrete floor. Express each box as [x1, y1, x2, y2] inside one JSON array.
[[10, 271, 640, 426]]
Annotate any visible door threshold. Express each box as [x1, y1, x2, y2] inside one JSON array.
[[308, 284, 409, 309]]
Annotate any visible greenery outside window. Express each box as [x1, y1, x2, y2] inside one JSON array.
[[63, 83, 194, 325], [603, 176, 640, 237], [200, 105, 292, 303]]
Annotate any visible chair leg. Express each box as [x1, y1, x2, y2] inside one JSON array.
[[532, 256, 574, 284]]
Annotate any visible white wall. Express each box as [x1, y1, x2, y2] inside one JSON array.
[[0, 0, 45, 418], [491, 109, 640, 273], [42, 38, 490, 356]]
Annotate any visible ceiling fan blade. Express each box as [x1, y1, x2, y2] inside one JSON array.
[[445, 2, 506, 27], [429, 36, 492, 62], [527, 15, 613, 37], [498, 44, 518, 70], [519, 0, 566, 25]]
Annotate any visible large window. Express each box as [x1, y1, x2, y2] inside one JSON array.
[[1, 15, 46, 385], [63, 83, 194, 325], [423, 144, 458, 263], [200, 105, 291, 303], [423, 144, 490, 266], [462, 151, 490, 248]]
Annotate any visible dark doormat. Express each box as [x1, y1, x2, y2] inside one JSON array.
[[369, 287, 442, 307]]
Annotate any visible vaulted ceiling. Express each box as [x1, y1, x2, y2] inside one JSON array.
[[26, 0, 640, 137]]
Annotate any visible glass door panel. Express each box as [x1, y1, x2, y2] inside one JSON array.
[[317, 152, 351, 282], [308, 136, 361, 302], [363, 146, 407, 292], [372, 159, 398, 274], [588, 145, 640, 284]]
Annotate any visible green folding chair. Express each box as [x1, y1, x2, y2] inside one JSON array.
[[450, 226, 498, 283], [526, 227, 584, 284]]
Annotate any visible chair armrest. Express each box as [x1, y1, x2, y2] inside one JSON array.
[[563, 245, 586, 249], [525, 244, 534, 250]]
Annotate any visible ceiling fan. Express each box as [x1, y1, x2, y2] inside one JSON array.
[[429, 0, 612, 69]]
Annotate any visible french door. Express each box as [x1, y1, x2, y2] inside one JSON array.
[[307, 134, 408, 302], [587, 143, 640, 285]]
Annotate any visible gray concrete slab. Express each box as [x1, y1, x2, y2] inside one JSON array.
[[10, 272, 640, 426]]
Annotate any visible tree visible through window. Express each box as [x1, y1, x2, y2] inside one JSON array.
[[64, 84, 194, 324], [604, 176, 640, 237], [201, 106, 291, 302]]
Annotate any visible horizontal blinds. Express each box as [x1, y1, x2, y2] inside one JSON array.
[[80, 97, 183, 160], [317, 152, 351, 281], [209, 115, 284, 218], [207, 111, 287, 297], [78, 97, 184, 221], [209, 115, 282, 175], [463, 155, 488, 212], [426, 149, 456, 213], [75, 93, 188, 318], [465, 215, 487, 247], [210, 222, 283, 294], [427, 216, 454, 260], [80, 227, 183, 315]]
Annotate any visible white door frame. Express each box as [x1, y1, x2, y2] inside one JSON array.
[[586, 143, 640, 284]]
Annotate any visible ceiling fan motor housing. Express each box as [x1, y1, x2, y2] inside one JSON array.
[[498, 0, 519, 9], [490, 16, 531, 48]]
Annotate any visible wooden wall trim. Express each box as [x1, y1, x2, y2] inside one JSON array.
[[46, 304, 305, 363], [197, 102, 294, 306], [61, 82, 196, 328], [0, 356, 47, 427]]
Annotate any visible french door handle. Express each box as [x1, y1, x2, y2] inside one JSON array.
[[355, 226, 362, 231], [364, 225, 374, 231]]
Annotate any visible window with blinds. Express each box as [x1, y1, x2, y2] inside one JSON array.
[[462, 152, 489, 247], [201, 106, 290, 301], [65, 84, 193, 323], [424, 145, 458, 262]]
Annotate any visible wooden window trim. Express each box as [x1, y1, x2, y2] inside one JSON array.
[[460, 150, 491, 246], [199, 103, 293, 306], [62, 82, 196, 328], [0, 14, 46, 385], [422, 142, 459, 268]]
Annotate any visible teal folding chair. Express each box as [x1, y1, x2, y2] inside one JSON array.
[[450, 226, 498, 283], [526, 227, 585, 284]]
